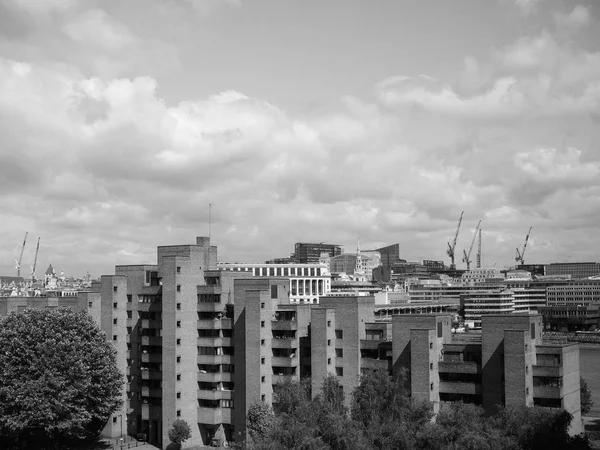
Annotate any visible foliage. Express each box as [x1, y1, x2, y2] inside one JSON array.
[[243, 368, 592, 450], [247, 402, 274, 442], [0, 307, 123, 449], [168, 419, 192, 445], [581, 377, 594, 416]]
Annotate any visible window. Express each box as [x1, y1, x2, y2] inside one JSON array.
[[127, 311, 132, 319], [113, 302, 118, 309], [261, 395, 266, 402], [113, 417, 117, 424], [327, 320, 331, 327], [177, 321, 181, 328], [261, 339, 265, 346], [177, 374, 181, 381], [261, 376, 265, 383], [336, 367, 343, 376], [177, 303, 181, 310], [261, 321, 265, 328], [430, 363, 434, 370], [261, 302, 265, 309], [177, 392, 181, 399], [127, 295, 132, 303], [430, 342, 433, 349], [327, 339, 331, 346], [177, 267, 181, 274], [271, 285, 278, 299], [88, 301, 93, 308], [177, 339, 181, 346], [531, 323, 536, 339], [176, 285, 181, 292], [335, 348, 343, 358], [335, 330, 343, 339], [113, 286, 118, 292], [177, 356, 181, 364], [437, 322, 443, 338], [176, 410, 181, 417], [222, 399, 234, 408], [430, 383, 434, 391], [113, 318, 118, 325], [328, 358, 331, 365], [261, 358, 265, 364], [113, 335, 117, 341]]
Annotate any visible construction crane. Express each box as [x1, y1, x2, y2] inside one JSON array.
[[446, 211, 464, 270], [31, 237, 40, 282], [515, 227, 533, 266], [462, 220, 481, 271], [15, 231, 28, 278], [476, 228, 482, 268]]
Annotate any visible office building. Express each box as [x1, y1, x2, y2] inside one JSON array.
[[218, 262, 331, 304], [545, 262, 600, 279], [460, 289, 515, 329], [546, 280, 600, 306], [374, 244, 404, 269], [539, 304, 600, 331], [292, 243, 343, 263]]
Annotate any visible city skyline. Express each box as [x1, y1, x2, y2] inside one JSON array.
[[1, 0, 600, 277]]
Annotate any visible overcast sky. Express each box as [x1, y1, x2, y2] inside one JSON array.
[[1, 0, 600, 278]]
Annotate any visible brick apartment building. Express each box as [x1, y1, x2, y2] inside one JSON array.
[[84, 237, 583, 448]]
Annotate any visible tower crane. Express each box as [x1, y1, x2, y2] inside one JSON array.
[[15, 231, 28, 278], [476, 228, 482, 269], [515, 227, 533, 266], [462, 220, 481, 271], [446, 211, 464, 270], [31, 237, 40, 282]]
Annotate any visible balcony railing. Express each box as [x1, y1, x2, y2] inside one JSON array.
[[271, 338, 298, 349], [439, 381, 481, 395], [197, 371, 232, 383], [271, 320, 298, 331]]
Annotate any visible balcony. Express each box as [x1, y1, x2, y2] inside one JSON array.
[[197, 337, 231, 348], [271, 338, 298, 349], [438, 362, 481, 374], [198, 389, 233, 401], [533, 386, 561, 398], [271, 321, 298, 331], [272, 374, 296, 384], [141, 387, 162, 397], [197, 371, 232, 383], [141, 369, 162, 380], [197, 286, 222, 295], [532, 365, 563, 377], [141, 353, 162, 363], [141, 336, 161, 346], [141, 403, 161, 421], [198, 303, 225, 312], [126, 318, 133, 328], [141, 319, 161, 329], [198, 354, 232, 365], [198, 319, 232, 330], [197, 407, 232, 425], [271, 356, 298, 367], [439, 381, 481, 395]]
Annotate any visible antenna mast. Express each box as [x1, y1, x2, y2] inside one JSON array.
[[209, 203, 212, 241]]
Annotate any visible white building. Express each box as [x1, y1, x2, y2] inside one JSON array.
[[217, 262, 331, 304]]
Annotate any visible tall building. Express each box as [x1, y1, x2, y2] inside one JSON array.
[[546, 280, 600, 306], [374, 244, 403, 269], [393, 314, 581, 434], [460, 289, 515, 329], [292, 242, 343, 263]]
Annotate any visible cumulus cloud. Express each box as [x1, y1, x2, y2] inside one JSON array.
[[554, 5, 591, 29]]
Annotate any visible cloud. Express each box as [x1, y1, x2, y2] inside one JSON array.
[[554, 5, 591, 29], [62, 9, 139, 52], [511, 0, 546, 14]]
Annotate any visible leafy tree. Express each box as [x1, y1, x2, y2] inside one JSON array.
[[247, 402, 274, 442], [168, 419, 191, 447], [0, 307, 123, 449], [581, 377, 594, 416]]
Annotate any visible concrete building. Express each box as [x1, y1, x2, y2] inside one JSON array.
[[0, 294, 85, 316], [545, 262, 600, 279], [217, 262, 331, 304], [546, 280, 600, 306], [292, 242, 343, 263], [393, 314, 581, 434], [460, 289, 515, 329], [539, 304, 600, 331], [512, 287, 546, 314], [461, 268, 505, 285]]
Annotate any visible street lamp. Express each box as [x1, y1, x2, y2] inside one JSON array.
[[119, 414, 123, 439]]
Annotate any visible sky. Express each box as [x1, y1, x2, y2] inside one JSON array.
[[1, 0, 600, 278]]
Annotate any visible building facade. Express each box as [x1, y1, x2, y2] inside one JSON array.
[[217, 262, 331, 304], [292, 242, 343, 263], [545, 263, 600, 279]]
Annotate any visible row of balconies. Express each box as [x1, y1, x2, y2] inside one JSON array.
[[198, 407, 232, 425]]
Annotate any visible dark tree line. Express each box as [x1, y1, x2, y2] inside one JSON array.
[[239, 370, 591, 450]]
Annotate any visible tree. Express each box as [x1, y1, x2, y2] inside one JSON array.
[[581, 377, 594, 416], [247, 402, 274, 442], [0, 307, 123, 448], [168, 419, 191, 447]]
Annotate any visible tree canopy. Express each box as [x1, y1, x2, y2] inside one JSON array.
[[241, 369, 591, 450], [580, 377, 594, 416], [168, 419, 192, 448], [0, 307, 123, 449]]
